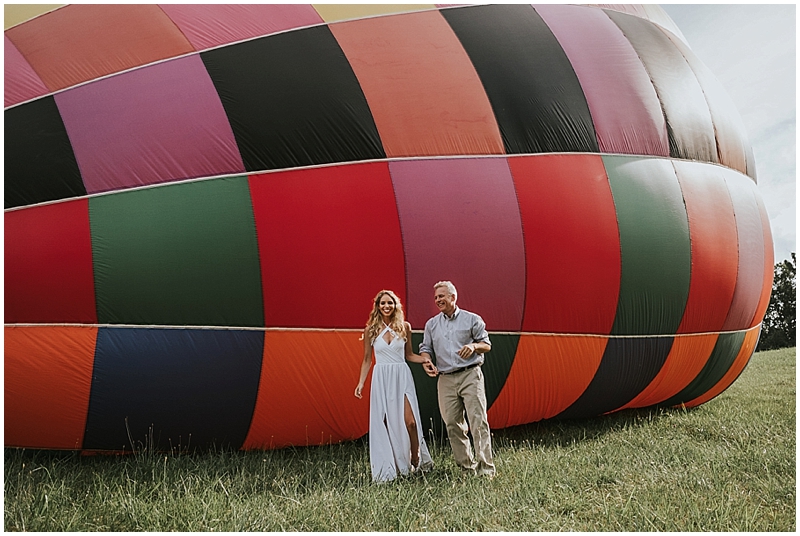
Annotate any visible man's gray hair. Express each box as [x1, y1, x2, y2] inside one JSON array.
[[434, 280, 457, 298]]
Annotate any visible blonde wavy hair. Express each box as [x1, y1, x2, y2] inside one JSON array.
[[365, 290, 408, 344]]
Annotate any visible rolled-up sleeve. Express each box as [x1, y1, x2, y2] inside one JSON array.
[[473, 315, 491, 346]]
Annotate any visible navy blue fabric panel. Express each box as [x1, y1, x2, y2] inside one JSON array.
[[200, 25, 385, 172], [5, 97, 86, 209], [441, 4, 598, 155], [83, 328, 263, 451], [661, 331, 747, 407], [556, 337, 673, 419]]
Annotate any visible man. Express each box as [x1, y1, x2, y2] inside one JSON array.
[[420, 281, 495, 477]]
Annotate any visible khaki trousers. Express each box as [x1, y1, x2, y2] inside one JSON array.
[[437, 366, 495, 476]]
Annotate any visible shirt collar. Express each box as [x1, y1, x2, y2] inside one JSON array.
[[443, 306, 460, 320]]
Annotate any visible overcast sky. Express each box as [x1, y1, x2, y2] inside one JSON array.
[[660, 4, 796, 263]]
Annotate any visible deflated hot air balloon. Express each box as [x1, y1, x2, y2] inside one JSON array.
[[5, 4, 773, 452]]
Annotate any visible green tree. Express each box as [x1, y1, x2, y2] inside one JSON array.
[[757, 252, 796, 351]]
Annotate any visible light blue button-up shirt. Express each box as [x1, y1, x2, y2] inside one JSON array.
[[419, 307, 491, 373]]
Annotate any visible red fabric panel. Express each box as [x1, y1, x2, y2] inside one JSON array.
[[249, 163, 405, 329], [329, 10, 504, 157], [535, 4, 668, 156], [487, 334, 607, 428], [159, 4, 323, 51], [5, 326, 97, 449], [4, 35, 48, 107], [509, 155, 620, 334], [620, 333, 718, 409], [390, 157, 525, 330], [674, 161, 739, 333], [683, 327, 759, 408], [242, 330, 368, 449], [5, 4, 194, 91], [752, 193, 775, 327], [722, 174, 766, 331], [5, 200, 97, 324]]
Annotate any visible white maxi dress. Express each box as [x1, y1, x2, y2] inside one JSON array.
[[369, 325, 433, 482]]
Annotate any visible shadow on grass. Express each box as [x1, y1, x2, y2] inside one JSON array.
[[490, 405, 692, 450]]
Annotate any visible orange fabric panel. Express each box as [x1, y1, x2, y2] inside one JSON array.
[[329, 10, 504, 157], [5, 326, 97, 449], [620, 333, 718, 410], [487, 334, 607, 428], [752, 193, 775, 327], [5, 4, 194, 91], [683, 327, 760, 408], [242, 330, 369, 450]]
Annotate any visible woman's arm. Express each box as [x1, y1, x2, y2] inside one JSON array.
[[354, 328, 373, 399], [404, 322, 430, 364]]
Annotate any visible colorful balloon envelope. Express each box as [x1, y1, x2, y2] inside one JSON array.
[[5, 4, 773, 452]]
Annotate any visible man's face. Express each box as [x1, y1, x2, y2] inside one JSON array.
[[434, 286, 456, 316]]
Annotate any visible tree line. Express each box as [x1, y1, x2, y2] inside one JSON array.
[[757, 252, 796, 351]]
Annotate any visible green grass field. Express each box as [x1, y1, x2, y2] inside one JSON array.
[[5, 347, 795, 531]]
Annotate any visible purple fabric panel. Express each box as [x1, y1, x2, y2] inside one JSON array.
[[390, 157, 525, 331], [722, 173, 765, 331], [4, 35, 49, 107], [535, 4, 668, 157], [159, 4, 324, 51], [54, 55, 244, 194]]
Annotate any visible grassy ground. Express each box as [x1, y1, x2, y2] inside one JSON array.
[[4, 347, 795, 531]]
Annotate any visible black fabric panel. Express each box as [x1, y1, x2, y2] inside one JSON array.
[[603, 9, 717, 164], [661, 331, 747, 407], [4, 97, 86, 209], [83, 328, 263, 452], [482, 333, 519, 410], [442, 4, 599, 155], [556, 337, 674, 420], [200, 25, 385, 172]]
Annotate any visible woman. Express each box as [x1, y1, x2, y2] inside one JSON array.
[[355, 290, 434, 482]]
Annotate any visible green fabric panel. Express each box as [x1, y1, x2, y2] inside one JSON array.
[[408, 331, 517, 440], [89, 177, 264, 327], [605, 156, 692, 335], [662, 331, 747, 407]]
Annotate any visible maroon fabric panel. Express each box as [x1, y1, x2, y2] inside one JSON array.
[[159, 4, 324, 51], [249, 162, 405, 329], [722, 174, 766, 331], [54, 55, 244, 195], [390, 158, 525, 331], [509, 154, 621, 334], [535, 4, 668, 157], [5, 200, 98, 324], [4, 35, 49, 107]]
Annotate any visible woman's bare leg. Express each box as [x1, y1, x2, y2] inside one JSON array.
[[404, 395, 420, 468]]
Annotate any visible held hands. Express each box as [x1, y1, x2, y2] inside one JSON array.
[[422, 359, 438, 378]]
